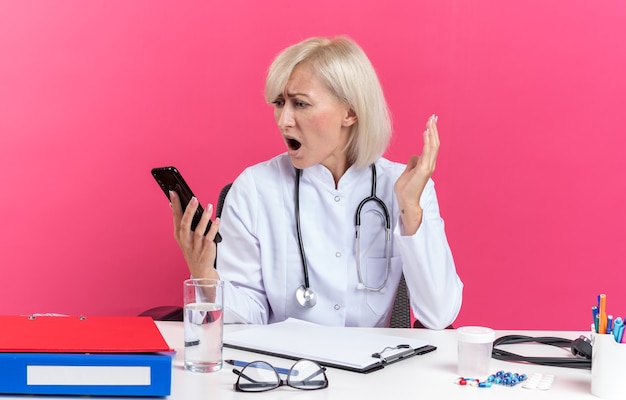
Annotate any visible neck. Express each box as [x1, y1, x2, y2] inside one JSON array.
[[323, 160, 351, 189]]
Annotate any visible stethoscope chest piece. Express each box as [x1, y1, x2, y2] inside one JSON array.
[[295, 285, 317, 308]]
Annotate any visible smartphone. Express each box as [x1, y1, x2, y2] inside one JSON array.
[[151, 166, 222, 243]]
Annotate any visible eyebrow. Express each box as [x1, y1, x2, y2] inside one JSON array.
[[284, 92, 311, 98]]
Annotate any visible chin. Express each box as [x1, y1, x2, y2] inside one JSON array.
[[288, 157, 313, 171]]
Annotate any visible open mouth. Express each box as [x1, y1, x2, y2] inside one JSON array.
[[286, 138, 302, 151]]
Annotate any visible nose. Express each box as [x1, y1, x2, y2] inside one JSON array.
[[276, 103, 294, 130]]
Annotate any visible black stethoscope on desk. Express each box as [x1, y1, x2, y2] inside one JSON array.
[[294, 164, 392, 308]]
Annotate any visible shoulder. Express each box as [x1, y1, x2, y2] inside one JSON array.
[[239, 153, 293, 180], [221, 154, 294, 221], [229, 155, 294, 199], [375, 157, 405, 179]]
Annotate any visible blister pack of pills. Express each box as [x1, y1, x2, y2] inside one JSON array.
[[522, 373, 555, 390]]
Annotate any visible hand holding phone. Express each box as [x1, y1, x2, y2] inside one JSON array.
[[151, 166, 222, 243]]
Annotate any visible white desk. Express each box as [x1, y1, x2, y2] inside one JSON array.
[[158, 322, 595, 400], [0, 322, 596, 399]]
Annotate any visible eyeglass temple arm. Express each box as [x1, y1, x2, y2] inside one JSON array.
[[288, 366, 326, 387]]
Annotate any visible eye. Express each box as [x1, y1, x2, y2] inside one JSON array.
[[272, 98, 285, 107], [294, 100, 309, 108]]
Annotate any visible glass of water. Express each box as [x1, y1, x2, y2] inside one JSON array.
[[183, 278, 224, 372]]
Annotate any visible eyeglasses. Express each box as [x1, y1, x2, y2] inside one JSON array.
[[232, 359, 329, 392]]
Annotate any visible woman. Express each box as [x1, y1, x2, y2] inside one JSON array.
[[170, 36, 463, 328]]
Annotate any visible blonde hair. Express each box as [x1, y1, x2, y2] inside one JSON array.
[[265, 36, 392, 168]]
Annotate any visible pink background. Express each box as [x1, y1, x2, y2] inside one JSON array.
[[1, 0, 624, 330]]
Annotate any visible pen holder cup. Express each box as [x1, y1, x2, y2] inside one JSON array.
[[591, 333, 626, 399]]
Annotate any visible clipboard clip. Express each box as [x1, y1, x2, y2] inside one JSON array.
[[371, 344, 415, 364], [371, 344, 437, 365]]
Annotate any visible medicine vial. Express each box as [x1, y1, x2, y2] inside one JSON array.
[[457, 326, 495, 377]]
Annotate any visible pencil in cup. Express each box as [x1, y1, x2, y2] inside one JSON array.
[[592, 293, 625, 343]]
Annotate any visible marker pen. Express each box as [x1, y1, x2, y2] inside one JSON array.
[[612, 317, 623, 343]]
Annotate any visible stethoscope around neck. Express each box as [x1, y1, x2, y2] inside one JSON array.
[[294, 164, 392, 308]]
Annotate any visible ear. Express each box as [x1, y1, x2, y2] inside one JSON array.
[[342, 107, 357, 127]]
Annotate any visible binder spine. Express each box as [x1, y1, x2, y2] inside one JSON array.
[[0, 352, 172, 397]]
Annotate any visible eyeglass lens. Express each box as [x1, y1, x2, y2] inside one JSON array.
[[236, 360, 327, 392]]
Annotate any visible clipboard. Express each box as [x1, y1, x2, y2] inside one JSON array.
[[223, 318, 436, 373]]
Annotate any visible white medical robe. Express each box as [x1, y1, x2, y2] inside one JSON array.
[[216, 153, 463, 328]]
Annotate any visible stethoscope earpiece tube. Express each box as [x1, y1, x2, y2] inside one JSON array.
[[491, 335, 591, 369], [294, 168, 316, 308], [354, 165, 391, 291], [294, 165, 392, 307]]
